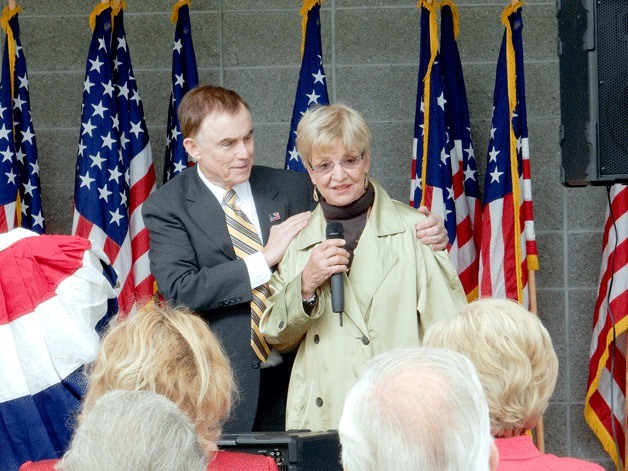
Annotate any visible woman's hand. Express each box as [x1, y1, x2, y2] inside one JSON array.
[[301, 239, 349, 299]]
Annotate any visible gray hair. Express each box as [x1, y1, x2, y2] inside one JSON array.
[[56, 390, 208, 471], [338, 348, 494, 471]]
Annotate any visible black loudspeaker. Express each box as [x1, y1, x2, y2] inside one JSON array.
[[557, 0, 628, 186], [217, 431, 342, 471]]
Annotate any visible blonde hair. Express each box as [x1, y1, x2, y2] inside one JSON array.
[[80, 304, 235, 449], [295, 103, 371, 165], [423, 298, 558, 437]]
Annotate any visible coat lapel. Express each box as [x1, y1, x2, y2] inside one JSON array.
[[348, 182, 406, 318], [185, 168, 235, 259], [348, 225, 398, 320]]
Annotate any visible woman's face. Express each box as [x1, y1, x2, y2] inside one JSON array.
[[306, 141, 371, 207]]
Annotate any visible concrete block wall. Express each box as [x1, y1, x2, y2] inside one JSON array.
[[9, 1, 614, 468]]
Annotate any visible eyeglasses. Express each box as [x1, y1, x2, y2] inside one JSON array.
[[309, 154, 365, 175]]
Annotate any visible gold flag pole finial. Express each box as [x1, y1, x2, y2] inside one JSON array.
[[90, 1, 111, 31], [0, 0, 22, 111], [172, 0, 191, 24]]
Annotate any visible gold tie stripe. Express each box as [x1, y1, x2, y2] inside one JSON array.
[[223, 189, 272, 362]]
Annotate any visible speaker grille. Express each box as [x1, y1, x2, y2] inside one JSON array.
[[597, 1, 628, 177]]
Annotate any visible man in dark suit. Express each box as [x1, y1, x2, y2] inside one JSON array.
[[143, 85, 447, 433]]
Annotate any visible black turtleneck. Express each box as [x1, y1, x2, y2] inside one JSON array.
[[319, 183, 375, 266]]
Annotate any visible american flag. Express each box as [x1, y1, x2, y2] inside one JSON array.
[[0, 5, 44, 234], [163, 0, 198, 183], [585, 184, 628, 471], [72, 3, 156, 317], [410, 0, 480, 300], [478, 2, 538, 307], [285, 0, 329, 172]]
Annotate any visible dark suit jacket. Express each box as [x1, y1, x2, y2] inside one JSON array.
[[142, 165, 314, 433]]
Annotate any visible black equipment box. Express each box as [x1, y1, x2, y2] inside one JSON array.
[[217, 430, 341, 471], [557, 0, 628, 186]]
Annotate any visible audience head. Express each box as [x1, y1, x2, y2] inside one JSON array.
[[57, 390, 207, 471], [423, 297, 558, 437], [81, 303, 235, 450], [178, 84, 250, 141], [338, 348, 495, 471], [295, 103, 372, 166]]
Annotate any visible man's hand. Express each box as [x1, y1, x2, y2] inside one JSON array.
[[416, 206, 448, 251], [261, 211, 311, 267]]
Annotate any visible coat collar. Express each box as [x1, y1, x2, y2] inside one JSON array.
[[296, 179, 405, 250]]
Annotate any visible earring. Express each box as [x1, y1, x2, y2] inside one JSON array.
[[364, 175, 369, 190], [313, 186, 319, 202]]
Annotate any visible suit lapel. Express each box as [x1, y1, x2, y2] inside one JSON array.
[[250, 169, 289, 243], [185, 168, 235, 259]]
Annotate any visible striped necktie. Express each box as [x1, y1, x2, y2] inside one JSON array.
[[222, 189, 271, 362]]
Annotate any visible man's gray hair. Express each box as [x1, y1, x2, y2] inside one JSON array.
[[338, 348, 494, 471], [56, 390, 208, 471]]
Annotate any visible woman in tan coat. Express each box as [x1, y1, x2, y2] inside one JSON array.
[[260, 104, 466, 432]]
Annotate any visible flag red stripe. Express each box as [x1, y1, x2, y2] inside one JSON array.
[[455, 216, 473, 247], [129, 165, 156, 214], [480, 208, 493, 296], [500, 193, 518, 299], [591, 236, 628, 330], [131, 227, 150, 259], [102, 236, 121, 268], [73, 214, 94, 241]]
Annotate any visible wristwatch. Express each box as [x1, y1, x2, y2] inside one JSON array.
[[302, 293, 318, 314]]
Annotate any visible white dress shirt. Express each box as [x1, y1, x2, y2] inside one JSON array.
[[197, 166, 272, 288], [197, 167, 281, 367]]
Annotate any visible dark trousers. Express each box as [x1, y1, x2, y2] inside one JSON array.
[[252, 359, 292, 432]]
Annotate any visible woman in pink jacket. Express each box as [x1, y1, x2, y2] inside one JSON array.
[[424, 298, 605, 471]]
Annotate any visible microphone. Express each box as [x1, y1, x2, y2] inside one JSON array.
[[326, 221, 345, 327]]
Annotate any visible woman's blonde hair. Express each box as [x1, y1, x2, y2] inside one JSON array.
[[295, 103, 372, 165], [80, 303, 235, 449], [423, 298, 558, 437]]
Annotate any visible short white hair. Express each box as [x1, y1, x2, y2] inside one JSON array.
[[338, 348, 494, 471], [56, 390, 208, 471]]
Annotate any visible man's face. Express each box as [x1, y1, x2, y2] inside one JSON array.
[[183, 104, 254, 189]]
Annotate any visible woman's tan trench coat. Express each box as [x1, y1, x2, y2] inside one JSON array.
[[260, 180, 467, 431]]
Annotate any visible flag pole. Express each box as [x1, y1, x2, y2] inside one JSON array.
[[527, 268, 545, 452]]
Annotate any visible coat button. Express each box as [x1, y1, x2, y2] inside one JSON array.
[[361, 336, 369, 345], [314, 334, 319, 344], [278, 321, 284, 329], [252, 361, 260, 369], [315, 397, 323, 407], [236, 296, 242, 302]]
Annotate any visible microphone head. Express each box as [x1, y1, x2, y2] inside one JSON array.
[[326, 221, 344, 239]]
